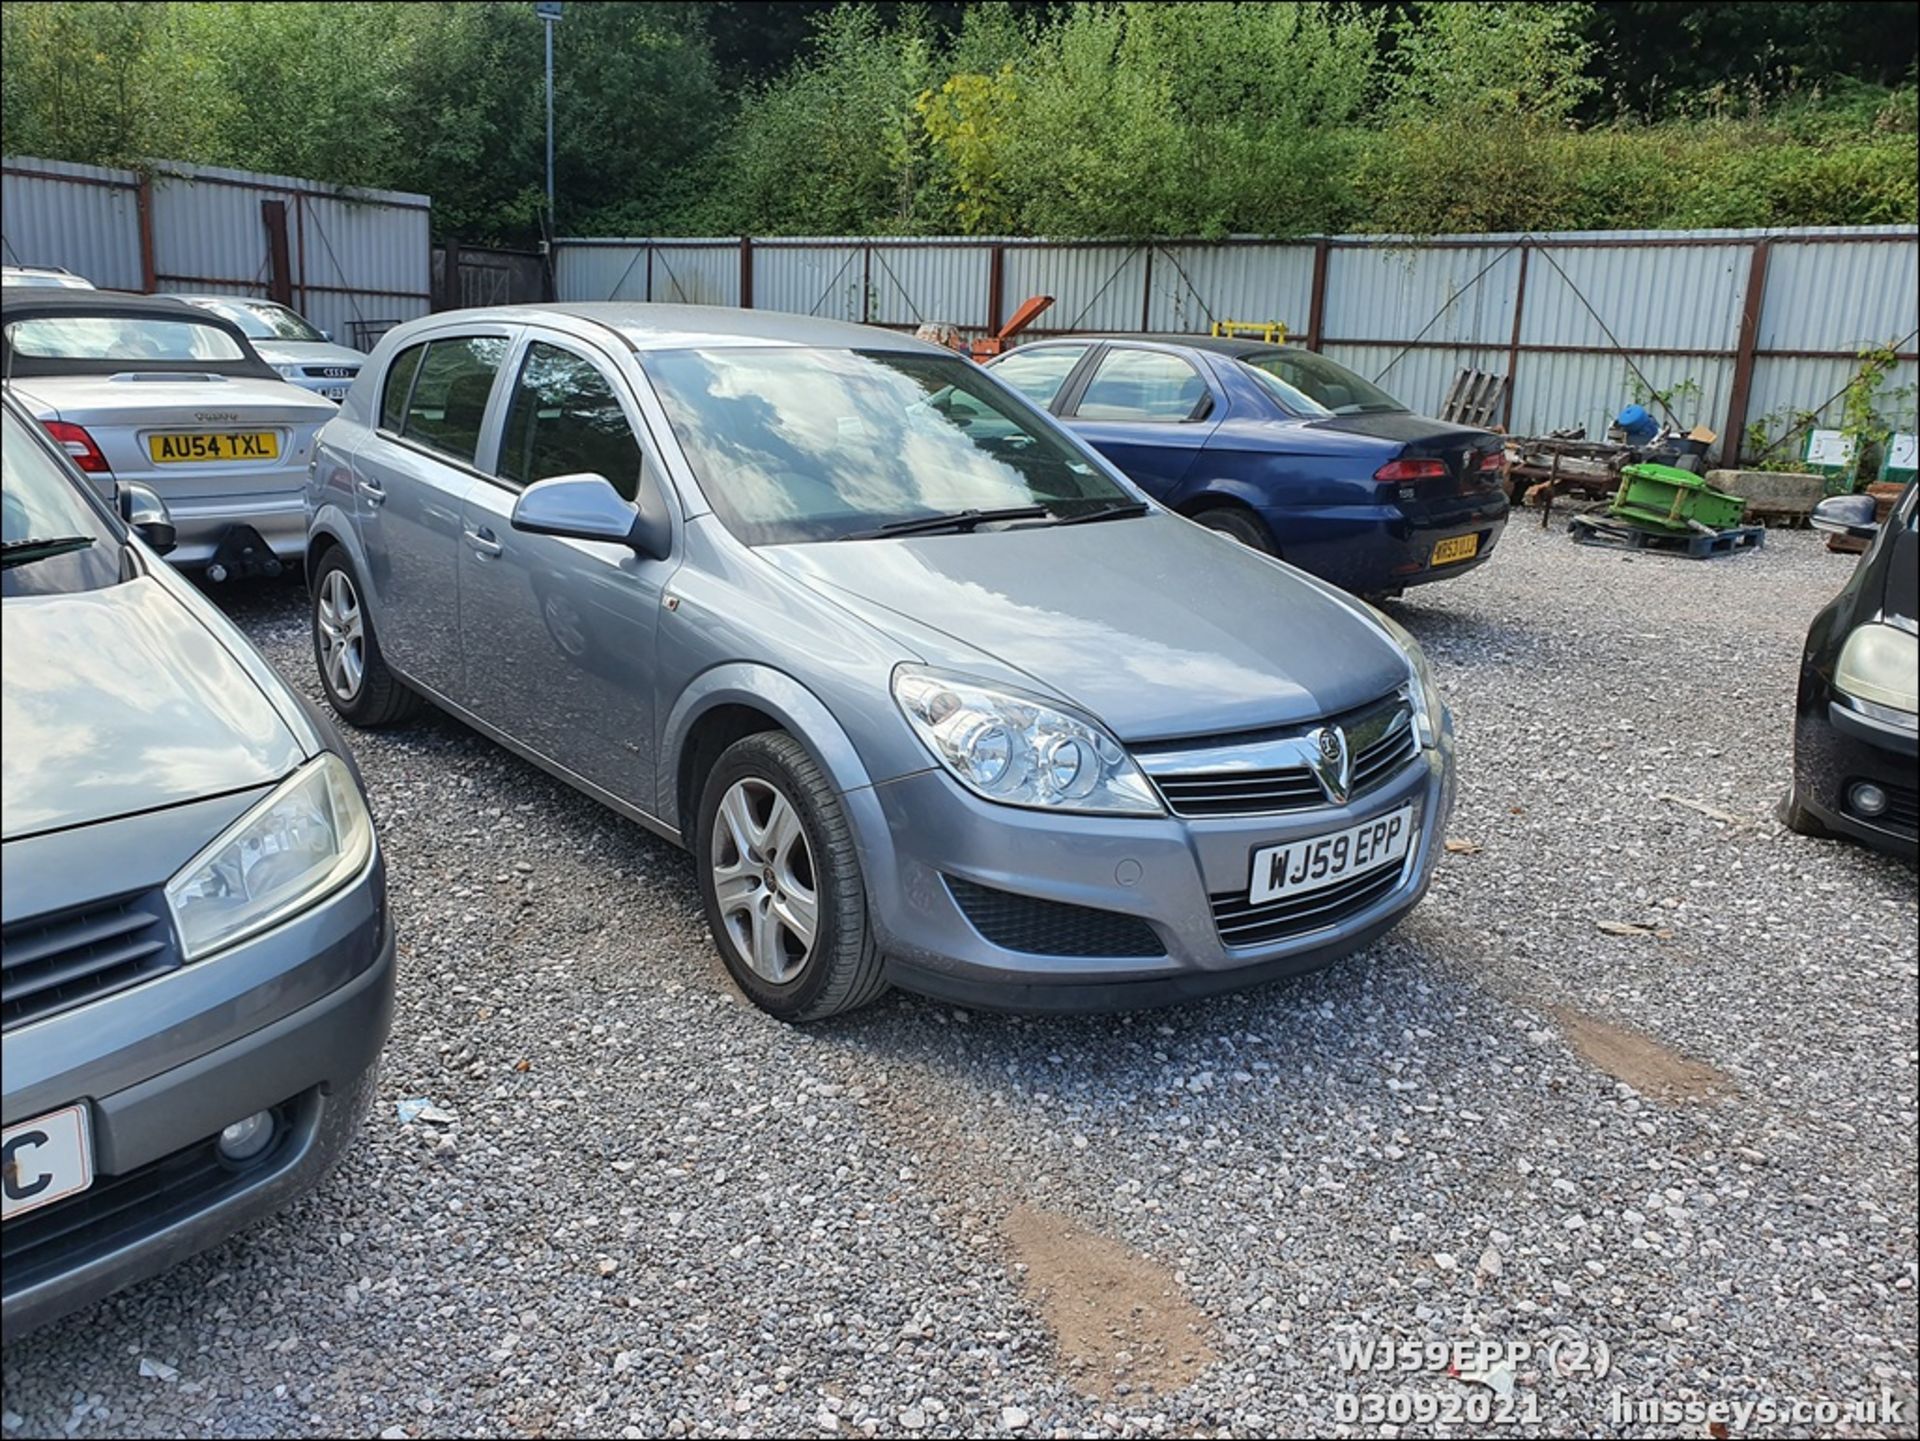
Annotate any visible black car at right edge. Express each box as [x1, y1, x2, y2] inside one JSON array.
[[1784, 482, 1919, 857]]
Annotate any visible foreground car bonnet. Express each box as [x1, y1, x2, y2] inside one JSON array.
[[2, 576, 303, 840], [764, 513, 1410, 740]]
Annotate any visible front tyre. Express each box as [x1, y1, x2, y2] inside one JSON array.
[[310, 548, 421, 727], [696, 732, 889, 1022]]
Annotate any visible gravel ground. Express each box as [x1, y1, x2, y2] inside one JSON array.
[[4, 521, 1915, 1440]]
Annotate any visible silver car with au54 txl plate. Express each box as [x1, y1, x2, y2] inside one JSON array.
[[2, 289, 337, 579], [306, 304, 1455, 1021]]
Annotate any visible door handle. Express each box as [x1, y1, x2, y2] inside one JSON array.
[[464, 526, 504, 559], [356, 478, 386, 505]]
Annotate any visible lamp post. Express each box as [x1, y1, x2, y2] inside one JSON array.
[[535, 2, 563, 235]]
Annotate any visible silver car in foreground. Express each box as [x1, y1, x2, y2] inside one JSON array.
[[308, 304, 1454, 1021], [2, 289, 336, 577], [172, 295, 365, 401], [2, 393, 393, 1335]]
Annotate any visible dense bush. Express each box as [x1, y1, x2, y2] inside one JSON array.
[[2, 0, 1914, 242]]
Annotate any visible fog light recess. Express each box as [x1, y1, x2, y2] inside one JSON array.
[[218, 1110, 276, 1163], [1848, 781, 1888, 818]]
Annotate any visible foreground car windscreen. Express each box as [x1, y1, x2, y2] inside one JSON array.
[[645, 347, 1136, 544], [1, 409, 123, 596], [1241, 349, 1407, 416], [186, 298, 325, 343], [6, 314, 249, 363]]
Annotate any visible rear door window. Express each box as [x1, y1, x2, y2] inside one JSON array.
[[1073, 348, 1209, 422], [498, 341, 646, 498], [988, 345, 1089, 409], [400, 337, 510, 464]]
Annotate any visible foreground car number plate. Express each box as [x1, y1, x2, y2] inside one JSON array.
[[2, 1104, 92, 1222], [148, 431, 280, 463], [1248, 805, 1415, 905], [1432, 533, 1479, 565]]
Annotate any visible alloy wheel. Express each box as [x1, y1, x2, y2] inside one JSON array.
[[709, 776, 819, 984], [316, 567, 366, 702]]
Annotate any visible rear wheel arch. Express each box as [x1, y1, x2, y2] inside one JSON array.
[[1178, 494, 1278, 553]]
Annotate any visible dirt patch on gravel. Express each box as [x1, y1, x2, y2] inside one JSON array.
[[1001, 1201, 1217, 1400], [1550, 1005, 1735, 1103]]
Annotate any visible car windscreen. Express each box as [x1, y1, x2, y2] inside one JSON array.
[[1241, 349, 1407, 416], [189, 298, 325, 342], [644, 347, 1134, 545], [5, 314, 248, 362], [2, 409, 123, 597]]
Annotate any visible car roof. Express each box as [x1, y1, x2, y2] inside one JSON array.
[[407, 303, 952, 356], [1019, 332, 1288, 359], [0, 288, 211, 318]]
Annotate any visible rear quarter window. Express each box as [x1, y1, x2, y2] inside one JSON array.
[[380, 343, 425, 431]]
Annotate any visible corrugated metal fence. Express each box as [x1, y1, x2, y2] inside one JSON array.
[[556, 227, 1919, 463], [2, 155, 431, 349]]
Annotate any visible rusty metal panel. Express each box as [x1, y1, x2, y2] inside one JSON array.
[[753, 245, 863, 320], [1520, 241, 1749, 351], [1744, 354, 1920, 459], [1003, 245, 1146, 334], [1760, 239, 1920, 353], [1325, 244, 1521, 346], [647, 244, 741, 308], [1146, 244, 1316, 335], [0, 157, 143, 290], [555, 241, 650, 301], [865, 244, 991, 328], [1512, 351, 1735, 441]]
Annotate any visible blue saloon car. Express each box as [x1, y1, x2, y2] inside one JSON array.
[[986, 335, 1510, 595]]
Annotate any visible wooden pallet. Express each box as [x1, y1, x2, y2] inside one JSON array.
[[1440, 367, 1508, 427], [1568, 513, 1766, 558]]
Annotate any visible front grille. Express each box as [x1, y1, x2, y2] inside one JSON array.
[[1877, 780, 1918, 836], [2, 891, 177, 1030], [946, 877, 1163, 958], [1142, 692, 1420, 819], [1210, 860, 1407, 949], [1, 1104, 298, 1297], [302, 364, 359, 379]]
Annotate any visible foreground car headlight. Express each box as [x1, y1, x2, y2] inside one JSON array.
[[1835, 622, 1919, 719], [1366, 606, 1444, 748], [165, 754, 374, 959], [893, 667, 1162, 814]]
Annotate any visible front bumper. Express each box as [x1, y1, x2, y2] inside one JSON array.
[[1, 857, 394, 1336], [856, 720, 1455, 1010], [1791, 691, 1919, 858]]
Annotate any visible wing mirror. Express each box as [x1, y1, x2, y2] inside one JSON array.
[[318, 328, 332, 343], [1810, 493, 1879, 540], [510, 473, 670, 560], [117, 482, 176, 556]]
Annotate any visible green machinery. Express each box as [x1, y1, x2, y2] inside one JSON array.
[[1608, 462, 1749, 533]]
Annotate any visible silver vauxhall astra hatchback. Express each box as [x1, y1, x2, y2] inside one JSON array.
[[307, 305, 1455, 1021]]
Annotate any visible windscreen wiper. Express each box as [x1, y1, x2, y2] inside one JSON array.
[[0, 535, 95, 569], [1031, 500, 1150, 527], [838, 505, 1050, 541]]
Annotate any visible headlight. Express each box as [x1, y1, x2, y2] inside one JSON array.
[[275, 362, 303, 379], [1835, 623, 1919, 716], [893, 667, 1162, 815], [165, 754, 374, 959], [1366, 606, 1444, 748]]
